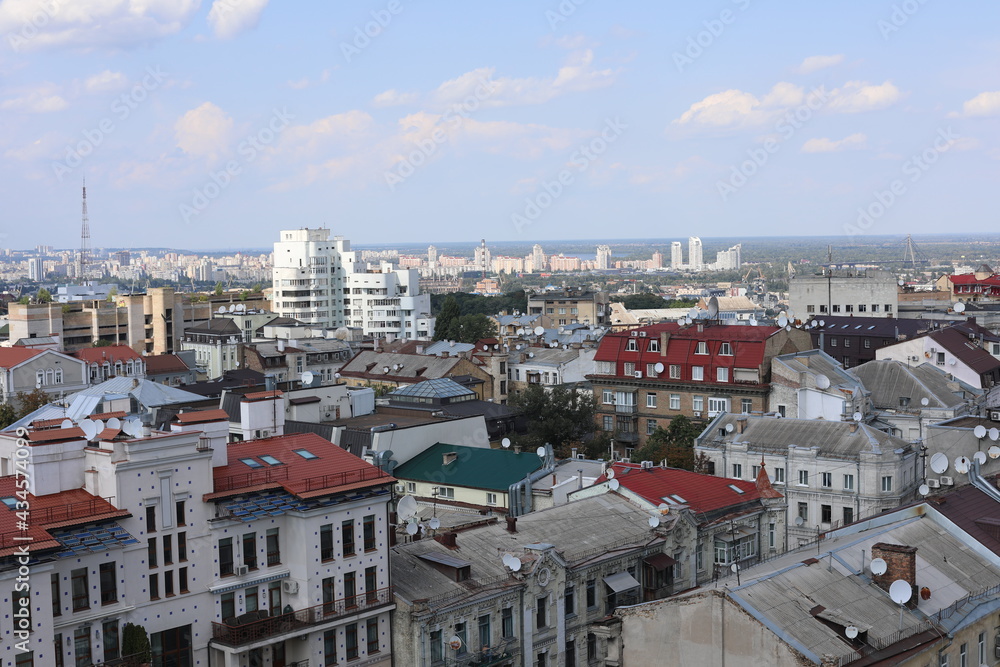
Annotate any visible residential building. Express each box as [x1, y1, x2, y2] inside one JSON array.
[[876, 325, 1000, 389], [768, 349, 869, 421], [589, 321, 812, 457], [688, 237, 703, 271], [27, 257, 43, 281], [338, 350, 494, 399], [330, 409, 491, 466], [507, 346, 597, 394], [809, 315, 930, 368], [346, 263, 434, 340], [923, 414, 1000, 481], [607, 302, 690, 331], [243, 337, 353, 385], [0, 347, 89, 406], [384, 378, 520, 441], [180, 318, 243, 380], [72, 345, 146, 384], [144, 353, 198, 386], [790, 268, 899, 319], [694, 295, 763, 322], [695, 413, 918, 545], [939, 267, 1000, 302], [670, 241, 683, 270], [596, 244, 612, 270], [391, 493, 694, 667], [714, 243, 741, 271], [272, 228, 357, 329], [527, 287, 609, 329]]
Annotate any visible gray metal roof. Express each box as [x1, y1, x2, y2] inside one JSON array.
[[772, 349, 862, 391], [852, 360, 981, 410], [701, 414, 910, 458], [388, 377, 475, 400]]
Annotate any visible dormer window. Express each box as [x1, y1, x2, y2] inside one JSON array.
[[696, 342, 708, 355], [719, 343, 732, 356]]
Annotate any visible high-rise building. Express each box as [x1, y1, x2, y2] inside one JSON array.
[[688, 237, 703, 271], [27, 257, 44, 281], [650, 250, 663, 269], [596, 245, 612, 270], [427, 244, 438, 267], [531, 244, 545, 273], [715, 243, 742, 271], [473, 239, 491, 276], [671, 242, 683, 269]]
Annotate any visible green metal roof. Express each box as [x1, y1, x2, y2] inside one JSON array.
[[393, 443, 544, 492]]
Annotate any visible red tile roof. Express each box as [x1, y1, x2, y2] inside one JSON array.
[[209, 432, 394, 499], [144, 354, 192, 374], [950, 274, 1000, 286], [72, 345, 143, 364], [243, 390, 283, 401], [174, 409, 229, 425], [90, 411, 127, 421], [598, 462, 770, 516], [929, 328, 1000, 374], [25, 427, 86, 444], [0, 347, 43, 368]]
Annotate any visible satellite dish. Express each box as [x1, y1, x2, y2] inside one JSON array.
[[654, 362, 665, 373], [749, 318, 758, 326], [974, 425, 987, 439], [501, 438, 511, 449], [334, 373, 341, 379], [107, 417, 121, 430], [949, 359, 957, 366], [482, 345, 488, 351], [816, 375, 831, 390], [794, 516, 804, 527], [845, 626, 859, 639], [785, 325, 792, 332], [955, 456, 971, 474], [657, 502, 669, 511], [536, 446, 546, 459], [990, 428, 999, 441], [429, 517, 440, 530], [853, 412, 863, 422], [988, 445, 1000, 459], [870, 558, 887, 575], [819, 320, 826, 327], [382, 366, 390, 374], [889, 580, 912, 604], [725, 423, 734, 433], [60, 419, 74, 429], [397, 495, 418, 520], [228, 304, 235, 312], [93, 419, 105, 432], [730, 563, 738, 573], [687, 308, 700, 319], [954, 302, 966, 313], [930, 453, 948, 474], [920, 397, 929, 407], [80, 419, 97, 440], [448, 636, 463, 651], [405, 521, 418, 536], [217, 306, 227, 314], [898, 279, 906, 287], [647, 516, 659, 528], [777, 315, 788, 328], [533, 326, 545, 336], [301, 371, 314, 386], [918, 483, 930, 496], [606, 468, 615, 479], [974, 451, 987, 465], [676, 317, 686, 325], [609, 479, 620, 491], [706, 297, 720, 319]]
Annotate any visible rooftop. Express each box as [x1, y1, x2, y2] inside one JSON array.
[[393, 443, 545, 492], [852, 360, 980, 411]]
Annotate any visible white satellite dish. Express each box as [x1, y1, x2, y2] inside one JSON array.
[[535, 446, 546, 459], [107, 417, 121, 430], [889, 580, 912, 604], [706, 297, 720, 319], [606, 468, 615, 479], [397, 495, 418, 520], [918, 483, 930, 496], [898, 279, 906, 287], [974, 425, 987, 439], [657, 502, 669, 511], [920, 397, 929, 407], [853, 412, 863, 422], [819, 320, 826, 327], [949, 359, 957, 366], [785, 325, 792, 332], [974, 451, 987, 465], [687, 308, 700, 319], [382, 366, 389, 374], [676, 317, 686, 325], [794, 516, 804, 527], [654, 362, 664, 374], [777, 315, 788, 328], [301, 371, 314, 385], [609, 479, 620, 491], [954, 302, 966, 313], [816, 375, 831, 390], [482, 345, 488, 351], [228, 304, 235, 312], [334, 372, 341, 379], [730, 563, 738, 573], [93, 419, 105, 432], [493, 344, 499, 350], [429, 517, 440, 530], [955, 456, 970, 474], [725, 423, 735, 433], [845, 626, 859, 639], [749, 318, 758, 326], [501, 438, 511, 449], [929, 452, 948, 474], [647, 516, 659, 528], [60, 419, 74, 429], [989, 428, 999, 441], [405, 522, 418, 536], [988, 445, 1000, 459], [870, 558, 887, 576], [533, 326, 545, 336], [80, 420, 98, 441], [217, 306, 227, 314]]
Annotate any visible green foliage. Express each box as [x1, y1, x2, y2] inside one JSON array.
[[631, 414, 702, 470], [214, 282, 224, 296], [251, 283, 263, 293], [15, 387, 50, 418], [608, 294, 697, 310], [239, 290, 248, 301], [447, 314, 496, 343], [433, 296, 461, 341], [0, 403, 18, 429], [430, 290, 528, 317], [93, 338, 113, 347], [106, 287, 118, 303], [581, 431, 612, 460], [507, 385, 596, 457], [62, 303, 73, 313], [121, 622, 151, 663], [36, 288, 52, 303]]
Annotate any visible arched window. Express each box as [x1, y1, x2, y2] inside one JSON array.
[[45, 368, 54, 385], [55, 369, 63, 384], [36, 370, 45, 387]]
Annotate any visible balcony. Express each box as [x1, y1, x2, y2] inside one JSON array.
[[615, 404, 637, 415], [614, 430, 639, 443], [211, 586, 394, 647]]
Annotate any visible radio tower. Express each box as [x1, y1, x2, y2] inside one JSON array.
[[78, 179, 90, 282]]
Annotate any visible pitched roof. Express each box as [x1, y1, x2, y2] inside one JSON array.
[[852, 360, 980, 410], [393, 443, 544, 491], [388, 377, 475, 401], [339, 350, 467, 382], [143, 354, 192, 374], [186, 318, 243, 335], [597, 462, 768, 515], [594, 322, 778, 368], [174, 409, 229, 425], [72, 345, 143, 364], [810, 316, 927, 339], [927, 327, 1000, 374], [0, 346, 42, 368]]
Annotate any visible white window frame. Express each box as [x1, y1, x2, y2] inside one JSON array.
[[719, 342, 732, 355], [717, 367, 729, 382], [669, 394, 680, 410], [798, 470, 809, 486], [843, 474, 854, 491], [691, 366, 704, 382], [881, 476, 893, 493], [646, 393, 657, 408]]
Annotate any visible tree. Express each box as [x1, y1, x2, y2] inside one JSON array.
[[433, 295, 461, 341], [507, 384, 596, 457], [121, 622, 151, 663], [15, 387, 50, 418], [448, 314, 496, 343], [239, 290, 249, 301], [93, 338, 113, 347], [106, 287, 118, 303], [610, 293, 667, 310], [36, 288, 52, 303], [17, 296, 29, 305], [0, 403, 17, 429], [214, 282, 224, 296], [251, 283, 263, 294], [581, 431, 612, 460], [631, 414, 702, 470]]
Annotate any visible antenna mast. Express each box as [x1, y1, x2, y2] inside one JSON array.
[[79, 179, 90, 282]]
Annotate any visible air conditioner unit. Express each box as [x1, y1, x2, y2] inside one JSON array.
[[994, 634, 1000, 659], [576, 454, 585, 459], [991, 411, 1000, 422], [926, 478, 940, 489], [640, 460, 653, 469], [395, 484, 405, 494], [634, 371, 643, 379], [234, 564, 249, 576], [940, 476, 954, 486], [910, 356, 919, 362], [281, 580, 299, 595], [693, 411, 702, 418]]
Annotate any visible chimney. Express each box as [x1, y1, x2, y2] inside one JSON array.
[[871, 543, 917, 608], [571, 447, 578, 459], [578, 469, 584, 490], [736, 417, 748, 434], [443, 452, 458, 466], [849, 421, 859, 433], [506, 516, 517, 533], [434, 532, 458, 549], [416, 345, 425, 355], [441, 351, 450, 358], [514, 445, 522, 454]]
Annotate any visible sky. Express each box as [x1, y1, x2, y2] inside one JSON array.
[[0, 1, 999, 250]]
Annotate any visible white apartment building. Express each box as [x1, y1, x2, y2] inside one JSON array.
[[0, 410, 396, 667], [596, 245, 611, 270], [346, 263, 434, 340], [789, 268, 899, 319], [688, 237, 703, 271], [670, 242, 683, 270]]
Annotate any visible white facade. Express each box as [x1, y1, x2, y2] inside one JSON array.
[[688, 237, 703, 271], [789, 269, 899, 318], [670, 242, 683, 269], [596, 245, 611, 270], [876, 337, 987, 389], [346, 263, 434, 340]]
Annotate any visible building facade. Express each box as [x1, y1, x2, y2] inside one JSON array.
[[789, 268, 900, 319]]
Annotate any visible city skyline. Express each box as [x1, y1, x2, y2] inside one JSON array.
[[1, 2, 998, 249]]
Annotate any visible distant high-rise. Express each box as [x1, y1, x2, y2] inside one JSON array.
[[671, 242, 683, 269], [427, 245, 438, 267], [650, 250, 663, 269], [474, 239, 491, 276], [78, 180, 90, 280], [27, 258, 43, 281], [531, 244, 545, 273], [688, 237, 703, 271], [715, 243, 742, 271], [596, 245, 612, 270]]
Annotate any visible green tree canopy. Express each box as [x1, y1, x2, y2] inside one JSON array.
[[15, 387, 50, 418], [631, 414, 702, 470], [0, 403, 18, 429], [433, 295, 461, 341], [507, 384, 596, 457], [214, 282, 224, 296], [36, 288, 52, 303], [448, 313, 496, 343]]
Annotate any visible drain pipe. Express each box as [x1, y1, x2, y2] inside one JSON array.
[[507, 443, 557, 517], [969, 459, 1000, 503]]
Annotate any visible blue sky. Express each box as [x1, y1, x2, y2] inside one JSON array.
[[0, 0, 998, 249]]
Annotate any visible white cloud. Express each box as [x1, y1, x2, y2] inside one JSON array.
[[174, 102, 235, 162], [0, 83, 66, 113], [958, 91, 1000, 117], [207, 0, 270, 40], [287, 70, 331, 90], [372, 89, 420, 107], [794, 54, 845, 74], [82, 70, 127, 94], [0, 0, 201, 50], [801, 133, 868, 153], [825, 80, 901, 113]]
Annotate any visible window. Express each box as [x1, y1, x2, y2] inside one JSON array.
[[587, 633, 597, 660], [345, 571, 357, 607], [72, 568, 89, 611], [266, 528, 280, 565], [821, 472, 832, 488], [322, 576, 336, 614], [830, 337, 837, 347], [51, 573, 61, 617], [751, 464, 760, 479], [864, 339, 871, 349], [693, 395, 704, 412], [843, 507, 854, 525], [646, 419, 658, 435], [978, 632, 985, 665], [454, 622, 467, 656], [806, 305, 815, 313], [777, 404, 786, 417], [843, 474, 855, 490], [565, 586, 575, 617], [732, 463, 742, 479], [797, 502, 808, 522], [164, 570, 174, 597], [774, 467, 785, 484], [844, 337, 851, 348], [716, 367, 729, 382], [16, 651, 33, 667], [320, 524, 335, 561], [940, 651, 948, 667], [149, 573, 159, 600], [74, 628, 91, 667], [566, 640, 577, 667], [437, 486, 455, 499], [832, 305, 841, 313], [668, 394, 680, 410], [872, 304, 880, 312], [145, 505, 156, 532], [429, 629, 443, 663], [102, 620, 119, 662], [692, 366, 704, 381], [536, 595, 548, 629], [163, 534, 173, 565], [741, 398, 752, 413], [625, 339, 637, 352], [346, 623, 359, 660], [719, 342, 732, 355], [363, 515, 376, 551], [623, 362, 635, 376], [406, 481, 416, 493], [486, 492, 498, 505], [769, 523, 776, 549], [845, 305, 854, 313], [179, 567, 188, 593], [586, 579, 597, 608], [646, 392, 657, 408], [367, 620, 380, 654], [959, 643, 966, 667], [219, 538, 233, 576], [885, 304, 892, 313], [178, 532, 187, 562], [697, 542, 704, 571], [648, 339, 660, 352], [602, 389, 613, 404], [798, 470, 809, 486], [502, 607, 514, 638], [100, 562, 117, 604], [669, 364, 681, 379], [325, 629, 340, 666], [241, 532, 256, 569], [858, 304, 867, 312], [881, 476, 893, 493], [937, 352, 945, 365], [603, 415, 613, 431], [147, 537, 158, 568], [821, 504, 832, 524], [478, 614, 491, 650], [696, 341, 708, 354], [175, 500, 186, 526], [537, 652, 548, 667], [708, 398, 728, 416]]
